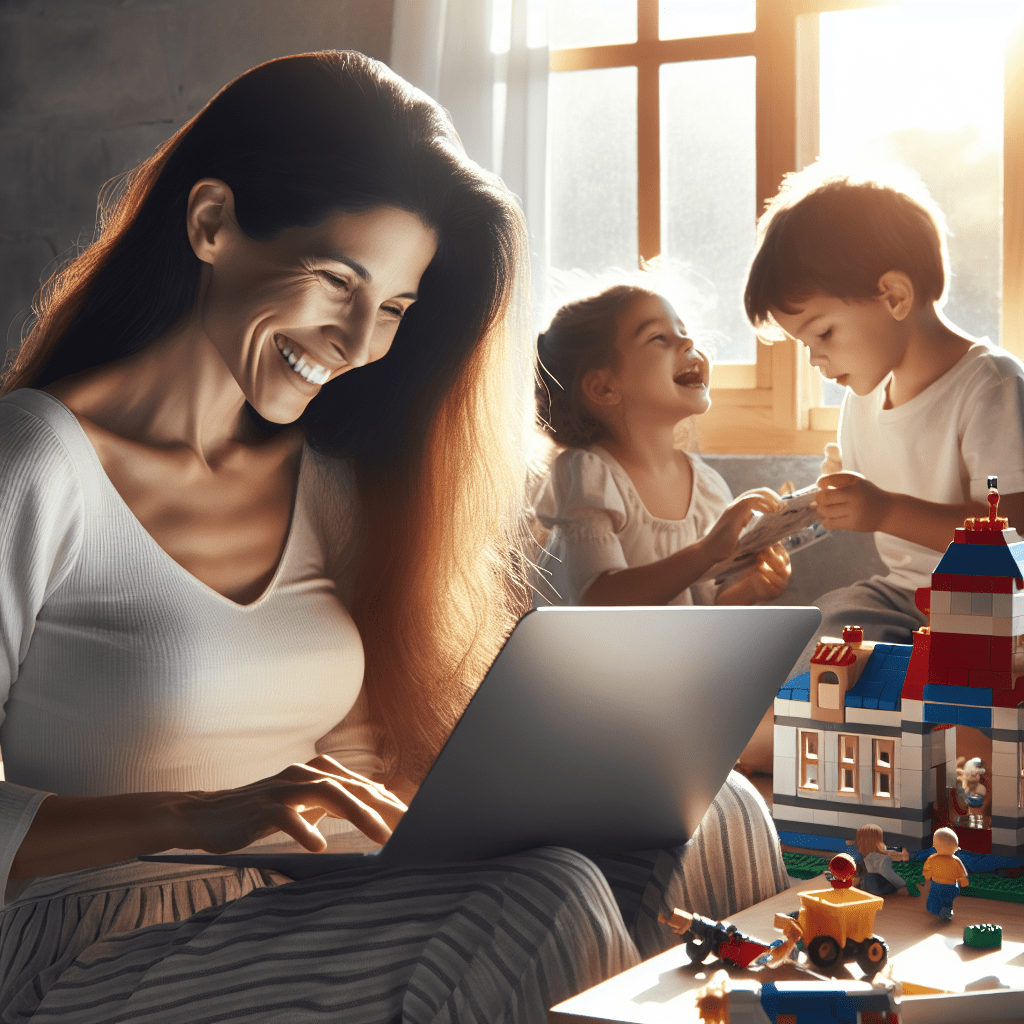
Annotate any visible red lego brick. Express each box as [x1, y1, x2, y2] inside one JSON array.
[[963, 532, 1005, 546], [992, 688, 1023, 708], [968, 669, 1014, 689], [993, 576, 1014, 594], [928, 662, 948, 684], [931, 633, 990, 655], [946, 668, 970, 686], [931, 573, 953, 592], [902, 681, 925, 700], [991, 635, 1013, 656], [932, 649, 984, 670]]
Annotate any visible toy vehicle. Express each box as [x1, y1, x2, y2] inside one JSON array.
[[792, 884, 889, 976], [661, 909, 773, 969]]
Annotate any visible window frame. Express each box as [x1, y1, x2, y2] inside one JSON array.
[[549, 0, 1024, 454], [838, 732, 859, 795], [872, 738, 895, 800], [799, 728, 821, 791]]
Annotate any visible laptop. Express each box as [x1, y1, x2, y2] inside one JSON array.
[[143, 605, 819, 879]]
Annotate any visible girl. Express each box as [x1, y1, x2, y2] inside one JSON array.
[[535, 283, 792, 609], [0, 55, 788, 1021]]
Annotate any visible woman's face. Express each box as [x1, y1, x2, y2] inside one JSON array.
[[197, 199, 438, 423]]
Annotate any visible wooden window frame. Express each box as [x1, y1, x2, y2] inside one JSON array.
[[550, 0, 1024, 454], [838, 733, 859, 795], [872, 738, 895, 799], [799, 728, 820, 791]]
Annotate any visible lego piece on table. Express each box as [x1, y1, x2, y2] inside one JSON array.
[[963, 922, 1002, 948]]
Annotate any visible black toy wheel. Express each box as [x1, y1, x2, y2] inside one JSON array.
[[806, 934, 841, 969], [685, 937, 713, 965], [856, 936, 889, 976]]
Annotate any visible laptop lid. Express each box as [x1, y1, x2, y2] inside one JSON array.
[[144, 605, 819, 876]]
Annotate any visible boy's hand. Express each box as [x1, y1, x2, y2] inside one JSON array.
[[716, 543, 791, 604], [814, 472, 894, 533]]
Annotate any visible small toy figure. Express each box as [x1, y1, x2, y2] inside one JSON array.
[[827, 852, 857, 889], [955, 757, 988, 827], [922, 827, 969, 921], [854, 824, 910, 896]]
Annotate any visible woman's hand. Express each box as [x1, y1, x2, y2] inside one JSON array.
[[174, 755, 408, 854], [715, 543, 791, 604], [700, 488, 783, 566]]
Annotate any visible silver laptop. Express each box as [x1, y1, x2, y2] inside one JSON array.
[[143, 605, 819, 878]]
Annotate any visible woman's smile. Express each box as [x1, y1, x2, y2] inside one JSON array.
[[275, 335, 331, 386]]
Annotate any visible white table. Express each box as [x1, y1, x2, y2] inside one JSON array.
[[549, 875, 1024, 1024]]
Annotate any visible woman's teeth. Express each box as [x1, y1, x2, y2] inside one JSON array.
[[277, 339, 330, 386]]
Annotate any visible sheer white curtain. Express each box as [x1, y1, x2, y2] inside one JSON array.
[[390, 0, 549, 311]]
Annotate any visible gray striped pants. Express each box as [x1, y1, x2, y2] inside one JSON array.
[[1, 773, 787, 1023]]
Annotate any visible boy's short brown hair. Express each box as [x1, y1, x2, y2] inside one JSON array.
[[744, 162, 949, 329]]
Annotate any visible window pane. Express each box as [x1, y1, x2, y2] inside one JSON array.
[[548, 0, 636, 49], [548, 66, 638, 274], [660, 57, 756, 362], [660, 0, 755, 40], [819, 4, 1016, 351]]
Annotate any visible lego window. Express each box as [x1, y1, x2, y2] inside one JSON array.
[[838, 734, 859, 795], [799, 729, 820, 791], [872, 739, 895, 799], [547, 0, 1024, 453]]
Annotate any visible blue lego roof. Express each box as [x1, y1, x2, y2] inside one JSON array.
[[777, 644, 913, 710], [845, 643, 913, 712], [933, 539, 1024, 578], [778, 671, 809, 702]]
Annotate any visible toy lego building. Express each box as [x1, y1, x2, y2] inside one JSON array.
[[773, 481, 1024, 857]]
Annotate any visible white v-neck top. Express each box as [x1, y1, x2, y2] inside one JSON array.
[[0, 389, 375, 903]]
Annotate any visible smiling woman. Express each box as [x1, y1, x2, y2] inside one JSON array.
[[0, 50, 790, 1022]]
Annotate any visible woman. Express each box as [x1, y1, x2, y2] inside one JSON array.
[[0, 52, 787, 1021]]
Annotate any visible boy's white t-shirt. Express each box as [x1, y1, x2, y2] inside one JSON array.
[[839, 340, 1024, 594], [533, 444, 732, 606]]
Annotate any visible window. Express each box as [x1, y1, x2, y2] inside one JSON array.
[[838, 734, 858, 795], [548, 0, 1024, 453], [799, 729, 820, 791], [872, 739, 895, 799]]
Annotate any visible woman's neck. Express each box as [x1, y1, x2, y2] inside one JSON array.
[[45, 317, 260, 467]]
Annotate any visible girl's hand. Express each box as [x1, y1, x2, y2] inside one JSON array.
[[174, 755, 408, 854], [715, 543, 791, 604], [700, 488, 784, 565]]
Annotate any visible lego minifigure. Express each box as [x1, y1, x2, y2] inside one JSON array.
[[922, 827, 969, 920], [854, 824, 910, 896], [956, 756, 988, 828]]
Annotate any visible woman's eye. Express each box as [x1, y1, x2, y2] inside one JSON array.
[[818, 328, 832, 341], [320, 271, 349, 290], [382, 304, 406, 320]]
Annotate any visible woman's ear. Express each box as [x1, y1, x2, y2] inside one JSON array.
[[186, 179, 237, 264], [876, 270, 915, 322], [581, 366, 620, 408]]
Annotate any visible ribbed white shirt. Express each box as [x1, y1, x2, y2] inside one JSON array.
[[0, 389, 376, 904]]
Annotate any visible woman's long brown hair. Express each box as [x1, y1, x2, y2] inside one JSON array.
[[4, 51, 533, 782]]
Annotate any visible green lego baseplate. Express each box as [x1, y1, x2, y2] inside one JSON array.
[[781, 851, 1024, 904]]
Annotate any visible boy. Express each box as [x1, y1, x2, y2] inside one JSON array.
[[744, 163, 1024, 672]]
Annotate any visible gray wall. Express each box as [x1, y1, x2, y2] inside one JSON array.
[[0, 0, 394, 360]]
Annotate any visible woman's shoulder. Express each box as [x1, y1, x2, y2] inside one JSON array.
[[0, 389, 89, 479]]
